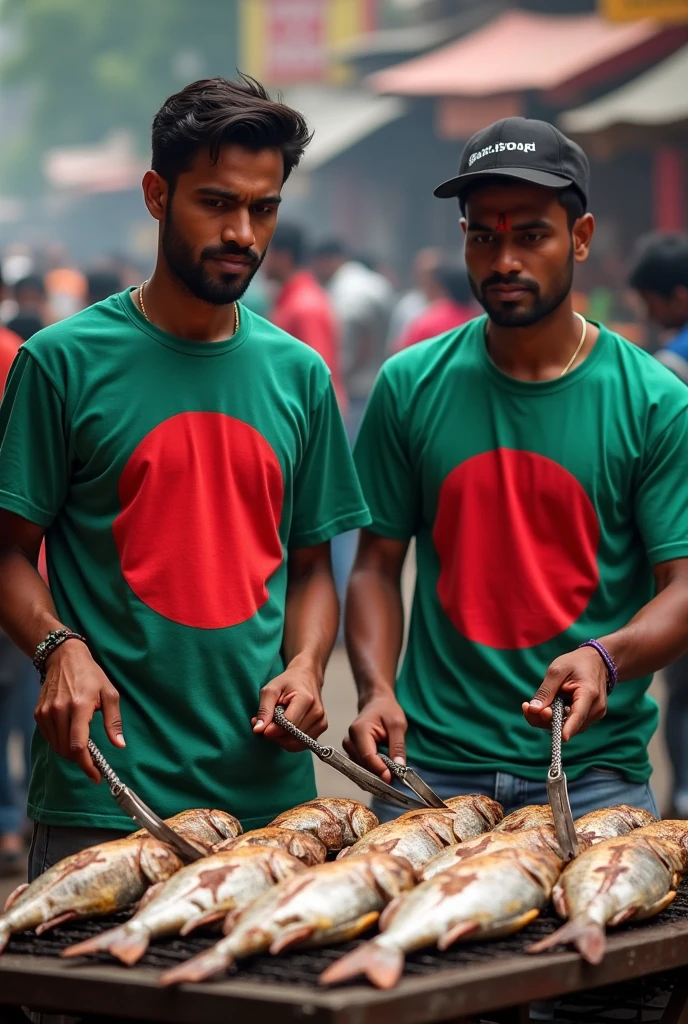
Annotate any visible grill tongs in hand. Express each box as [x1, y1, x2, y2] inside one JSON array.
[[87, 740, 204, 863], [547, 695, 579, 862], [272, 706, 428, 811]]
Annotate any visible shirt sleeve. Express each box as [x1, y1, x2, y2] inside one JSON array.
[[0, 348, 69, 526], [289, 379, 370, 548], [634, 406, 688, 565], [353, 365, 420, 540]]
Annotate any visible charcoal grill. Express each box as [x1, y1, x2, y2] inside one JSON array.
[[2, 883, 688, 1023]]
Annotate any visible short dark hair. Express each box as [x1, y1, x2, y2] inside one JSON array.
[[313, 240, 347, 260], [152, 75, 312, 189], [459, 182, 585, 230], [271, 222, 307, 267], [434, 260, 472, 305], [86, 268, 123, 305], [14, 275, 45, 300], [628, 233, 688, 297]]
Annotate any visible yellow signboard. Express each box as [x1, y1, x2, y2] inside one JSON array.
[[240, 0, 371, 85], [600, 0, 688, 21]]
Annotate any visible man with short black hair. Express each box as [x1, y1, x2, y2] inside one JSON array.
[[346, 117, 688, 821], [628, 232, 688, 383], [0, 76, 370, 874]]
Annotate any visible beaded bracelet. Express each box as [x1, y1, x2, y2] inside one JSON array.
[[33, 629, 87, 683], [578, 639, 618, 695]]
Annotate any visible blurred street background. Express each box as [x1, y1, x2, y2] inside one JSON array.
[[1, 0, 687, 891]]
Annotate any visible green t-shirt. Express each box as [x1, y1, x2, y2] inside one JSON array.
[[354, 316, 688, 783], [0, 290, 370, 831]]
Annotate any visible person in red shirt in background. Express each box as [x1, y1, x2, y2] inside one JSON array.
[[264, 222, 346, 410], [393, 257, 476, 353], [0, 268, 32, 875]]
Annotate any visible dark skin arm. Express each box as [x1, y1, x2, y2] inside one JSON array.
[[343, 529, 409, 782], [0, 509, 124, 782], [524, 558, 688, 740], [252, 542, 338, 752]]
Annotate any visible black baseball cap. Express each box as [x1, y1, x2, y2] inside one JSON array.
[[434, 117, 589, 208]]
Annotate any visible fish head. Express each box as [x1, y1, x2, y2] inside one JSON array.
[[138, 837, 184, 884], [283, 831, 328, 865], [517, 848, 564, 895], [366, 852, 417, 896], [619, 806, 658, 829], [159, 809, 241, 847], [350, 804, 380, 841], [638, 823, 688, 871], [209, 811, 244, 840]]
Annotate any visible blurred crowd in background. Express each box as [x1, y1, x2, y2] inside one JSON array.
[[1, 0, 688, 873]]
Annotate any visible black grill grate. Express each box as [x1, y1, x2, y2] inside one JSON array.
[[6, 882, 688, 1021]]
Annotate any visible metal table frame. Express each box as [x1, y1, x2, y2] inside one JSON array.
[[1, 916, 688, 1024]]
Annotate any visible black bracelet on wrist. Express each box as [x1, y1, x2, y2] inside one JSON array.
[[33, 629, 88, 682]]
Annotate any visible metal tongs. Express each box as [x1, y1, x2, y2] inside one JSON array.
[[377, 753, 447, 809], [273, 706, 428, 811], [87, 740, 204, 863], [547, 696, 579, 861]]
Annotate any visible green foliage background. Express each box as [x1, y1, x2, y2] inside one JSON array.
[[0, 0, 240, 192]]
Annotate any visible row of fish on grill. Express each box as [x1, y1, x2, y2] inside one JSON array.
[[2, 795, 687, 989]]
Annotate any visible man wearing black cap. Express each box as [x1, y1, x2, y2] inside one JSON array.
[[345, 118, 688, 820]]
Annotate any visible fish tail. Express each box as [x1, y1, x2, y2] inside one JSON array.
[[528, 917, 606, 964], [159, 941, 235, 987], [63, 924, 149, 966], [320, 941, 404, 989]]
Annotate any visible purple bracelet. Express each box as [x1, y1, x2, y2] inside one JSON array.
[[579, 639, 618, 695]]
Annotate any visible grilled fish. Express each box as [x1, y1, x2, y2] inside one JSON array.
[[0, 837, 182, 955], [159, 853, 415, 986], [422, 825, 564, 880], [129, 808, 242, 848], [573, 806, 656, 846], [338, 796, 501, 873], [442, 795, 504, 835], [495, 805, 553, 832], [269, 798, 378, 851], [422, 804, 655, 881], [528, 833, 684, 963], [213, 827, 326, 866], [322, 847, 562, 989], [633, 819, 688, 866], [62, 846, 305, 965]]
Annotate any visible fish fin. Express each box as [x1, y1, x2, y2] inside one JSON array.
[[633, 891, 676, 921], [222, 909, 243, 936], [379, 895, 405, 932], [159, 944, 234, 987], [269, 924, 315, 955], [109, 933, 151, 966], [180, 910, 227, 936], [437, 921, 478, 951], [320, 942, 404, 989], [335, 848, 349, 860], [552, 886, 568, 919], [3, 882, 29, 913], [0, 925, 10, 955], [508, 908, 540, 933], [327, 911, 380, 944], [527, 918, 606, 964], [62, 925, 129, 959], [135, 881, 164, 912], [35, 911, 78, 935]]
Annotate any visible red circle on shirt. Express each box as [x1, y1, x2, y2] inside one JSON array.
[[433, 448, 600, 649], [113, 412, 284, 629]]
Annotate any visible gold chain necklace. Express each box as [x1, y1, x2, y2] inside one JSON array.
[[560, 312, 587, 377], [137, 280, 240, 335]]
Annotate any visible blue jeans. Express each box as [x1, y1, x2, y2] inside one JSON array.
[[371, 765, 659, 824], [0, 660, 39, 835], [665, 654, 688, 815]]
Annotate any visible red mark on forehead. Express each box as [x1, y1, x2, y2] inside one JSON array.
[[496, 213, 510, 232]]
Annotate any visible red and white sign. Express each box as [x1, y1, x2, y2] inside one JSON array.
[[266, 0, 328, 82]]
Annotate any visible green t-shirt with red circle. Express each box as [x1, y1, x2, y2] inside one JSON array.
[[0, 290, 370, 831], [354, 316, 688, 783]]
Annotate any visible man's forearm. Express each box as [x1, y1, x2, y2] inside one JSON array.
[[0, 549, 64, 657], [345, 566, 404, 707], [600, 574, 688, 681], [282, 562, 339, 683]]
